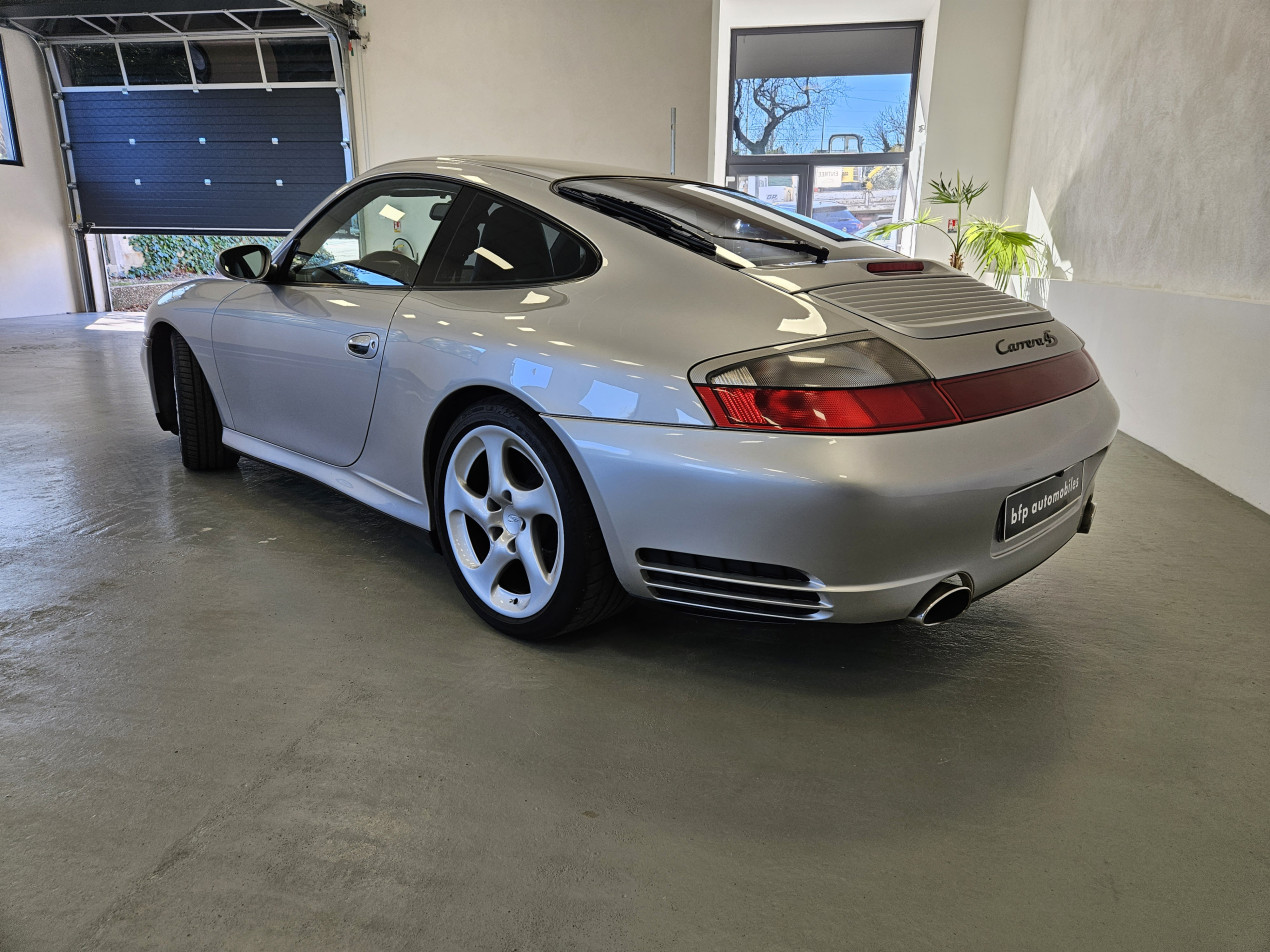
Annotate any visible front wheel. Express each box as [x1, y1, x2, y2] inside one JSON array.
[[434, 399, 626, 640], [171, 330, 239, 471]]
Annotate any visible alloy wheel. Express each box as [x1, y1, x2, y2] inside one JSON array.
[[442, 424, 564, 616]]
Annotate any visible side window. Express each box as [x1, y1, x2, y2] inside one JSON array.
[[287, 178, 460, 287], [0, 36, 20, 166], [433, 194, 596, 286]]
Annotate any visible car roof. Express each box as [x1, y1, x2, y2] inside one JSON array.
[[365, 155, 663, 183]]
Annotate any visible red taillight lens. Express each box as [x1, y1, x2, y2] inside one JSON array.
[[696, 347, 1101, 434], [697, 381, 958, 432], [937, 349, 1099, 420]]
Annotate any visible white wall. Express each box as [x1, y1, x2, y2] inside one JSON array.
[[1051, 282, 1270, 512], [914, 0, 1027, 260], [1005, 0, 1270, 511], [0, 28, 80, 319], [1003, 0, 1269, 302], [350, 0, 714, 179]]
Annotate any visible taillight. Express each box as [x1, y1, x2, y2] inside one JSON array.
[[694, 340, 1100, 434]]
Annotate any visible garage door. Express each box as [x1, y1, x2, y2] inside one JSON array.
[[8, 5, 353, 234]]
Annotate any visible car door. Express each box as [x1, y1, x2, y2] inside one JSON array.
[[212, 176, 460, 466]]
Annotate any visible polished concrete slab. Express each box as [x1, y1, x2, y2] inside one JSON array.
[[1, 311, 1267, 951]]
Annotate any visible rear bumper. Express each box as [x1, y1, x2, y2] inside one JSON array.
[[546, 380, 1120, 623]]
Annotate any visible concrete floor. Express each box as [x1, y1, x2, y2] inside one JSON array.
[[1, 311, 1268, 952]]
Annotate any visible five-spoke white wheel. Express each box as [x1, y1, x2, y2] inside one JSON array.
[[434, 399, 627, 640]]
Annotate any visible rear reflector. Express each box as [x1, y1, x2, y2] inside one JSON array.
[[696, 349, 1101, 434], [866, 260, 924, 274], [937, 349, 1101, 421]]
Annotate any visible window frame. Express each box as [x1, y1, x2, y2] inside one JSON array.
[[727, 20, 924, 168], [44, 30, 339, 93], [271, 173, 602, 291], [0, 34, 22, 167], [414, 183, 601, 291], [276, 174, 464, 289]]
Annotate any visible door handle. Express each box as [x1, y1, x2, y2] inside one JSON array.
[[347, 332, 379, 359]]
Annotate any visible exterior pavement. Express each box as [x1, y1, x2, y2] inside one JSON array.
[[1, 311, 1267, 951]]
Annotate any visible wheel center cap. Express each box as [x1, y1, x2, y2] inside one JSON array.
[[502, 507, 524, 535]]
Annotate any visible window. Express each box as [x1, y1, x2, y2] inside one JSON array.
[[730, 25, 919, 158], [119, 42, 190, 85], [0, 36, 19, 166], [189, 40, 264, 85], [726, 23, 922, 250], [261, 38, 335, 84], [49, 34, 337, 91], [433, 193, 597, 286], [287, 178, 461, 287], [558, 177, 853, 267]]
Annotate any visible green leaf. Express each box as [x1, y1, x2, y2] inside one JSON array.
[[963, 218, 1048, 292], [124, 234, 282, 280], [858, 208, 940, 240]]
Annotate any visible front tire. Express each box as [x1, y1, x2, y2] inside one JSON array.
[[434, 399, 626, 640], [170, 330, 239, 471]]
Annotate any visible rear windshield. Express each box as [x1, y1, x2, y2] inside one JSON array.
[[555, 176, 856, 267]]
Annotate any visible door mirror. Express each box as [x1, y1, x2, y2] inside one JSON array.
[[216, 244, 273, 281]]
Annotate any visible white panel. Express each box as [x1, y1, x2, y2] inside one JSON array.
[[1049, 280, 1270, 513], [0, 28, 79, 319]]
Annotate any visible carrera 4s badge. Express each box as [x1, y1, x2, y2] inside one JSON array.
[[996, 330, 1058, 355]]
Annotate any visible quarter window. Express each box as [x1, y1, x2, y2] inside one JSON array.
[[0, 36, 18, 166], [433, 194, 597, 286], [287, 178, 461, 287]]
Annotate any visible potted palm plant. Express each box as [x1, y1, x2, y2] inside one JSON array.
[[863, 172, 1047, 294]]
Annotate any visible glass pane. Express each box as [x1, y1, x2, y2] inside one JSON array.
[[564, 176, 857, 267], [435, 197, 596, 286], [189, 40, 261, 84], [261, 38, 334, 83], [120, 43, 189, 85], [55, 44, 124, 87], [811, 164, 904, 248], [19, 18, 102, 38], [0, 49, 15, 163], [164, 13, 250, 33], [731, 26, 916, 157], [85, 15, 168, 35], [246, 10, 317, 30], [290, 181, 462, 287], [729, 172, 800, 217]]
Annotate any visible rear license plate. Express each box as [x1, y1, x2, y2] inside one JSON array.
[[1000, 464, 1083, 541]]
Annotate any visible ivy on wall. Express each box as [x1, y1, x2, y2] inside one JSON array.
[[124, 235, 282, 280]]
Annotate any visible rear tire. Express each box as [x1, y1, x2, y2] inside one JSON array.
[[170, 330, 239, 471], [434, 398, 627, 640]]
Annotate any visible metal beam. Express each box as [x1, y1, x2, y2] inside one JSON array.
[[0, 1, 287, 17]]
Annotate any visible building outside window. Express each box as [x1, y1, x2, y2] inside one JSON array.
[[725, 22, 922, 249], [0, 35, 22, 166]]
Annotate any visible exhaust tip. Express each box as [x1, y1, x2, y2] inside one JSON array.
[[908, 578, 972, 627], [1077, 497, 1096, 534]]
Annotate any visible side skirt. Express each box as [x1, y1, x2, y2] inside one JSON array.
[[221, 429, 432, 531]]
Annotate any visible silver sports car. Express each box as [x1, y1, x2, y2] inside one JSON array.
[[142, 156, 1119, 639]]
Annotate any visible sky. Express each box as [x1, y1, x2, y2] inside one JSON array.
[[735, 73, 912, 154], [820, 74, 912, 147]]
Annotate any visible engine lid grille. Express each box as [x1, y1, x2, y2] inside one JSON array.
[[811, 273, 1051, 339]]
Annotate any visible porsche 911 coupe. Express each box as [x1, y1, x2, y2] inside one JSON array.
[[142, 156, 1119, 639]]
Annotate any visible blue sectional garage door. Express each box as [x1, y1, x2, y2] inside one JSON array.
[[62, 86, 346, 232]]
